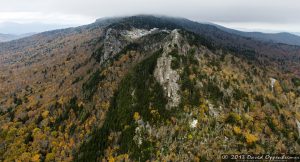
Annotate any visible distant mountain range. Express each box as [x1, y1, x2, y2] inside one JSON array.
[[294, 32, 300, 36], [212, 23, 300, 46], [1, 20, 300, 46], [0, 21, 80, 42], [0, 33, 35, 42]]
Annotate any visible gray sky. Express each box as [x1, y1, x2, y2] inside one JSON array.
[[0, 0, 299, 34]]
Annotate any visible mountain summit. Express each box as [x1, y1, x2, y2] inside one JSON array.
[[0, 15, 300, 161]]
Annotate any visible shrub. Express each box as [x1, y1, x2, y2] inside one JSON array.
[[292, 77, 300, 87], [45, 153, 55, 162], [244, 132, 258, 145], [226, 112, 241, 124], [233, 126, 242, 135], [171, 58, 180, 70], [133, 112, 140, 121], [233, 88, 248, 100]]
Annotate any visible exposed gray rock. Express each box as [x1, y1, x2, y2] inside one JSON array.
[[100, 28, 166, 65], [270, 77, 276, 92], [122, 28, 159, 40], [154, 29, 181, 109], [100, 28, 127, 64], [296, 119, 300, 138]]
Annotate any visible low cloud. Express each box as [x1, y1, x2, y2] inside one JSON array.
[[0, 0, 299, 33], [0, 12, 95, 25]]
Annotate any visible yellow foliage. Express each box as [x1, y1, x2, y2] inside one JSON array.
[[70, 138, 75, 146], [51, 141, 58, 147], [244, 132, 258, 144], [115, 153, 129, 161], [124, 153, 129, 160], [150, 109, 160, 118], [233, 126, 241, 135], [271, 117, 281, 129], [31, 154, 40, 162], [274, 81, 283, 94], [42, 110, 49, 118], [199, 103, 208, 112], [287, 92, 296, 101], [58, 97, 65, 105], [243, 114, 253, 123], [44, 127, 51, 132], [51, 131, 58, 137], [60, 150, 66, 157], [19, 152, 31, 161], [101, 101, 110, 110], [296, 112, 300, 121], [226, 112, 241, 124], [133, 112, 140, 121], [108, 155, 115, 162], [265, 92, 275, 101], [45, 153, 55, 162], [199, 108, 205, 119], [33, 128, 41, 135]]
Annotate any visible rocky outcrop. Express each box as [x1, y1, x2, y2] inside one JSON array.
[[154, 29, 182, 109], [100, 28, 185, 109], [270, 77, 276, 92], [100, 28, 128, 64], [296, 119, 300, 138], [100, 28, 163, 64], [122, 28, 159, 40]]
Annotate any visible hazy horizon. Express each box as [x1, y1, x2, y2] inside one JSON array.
[[1, 0, 299, 35], [1, 16, 300, 36]]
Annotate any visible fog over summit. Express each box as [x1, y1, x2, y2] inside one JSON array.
[[0, 0, 299, 34]]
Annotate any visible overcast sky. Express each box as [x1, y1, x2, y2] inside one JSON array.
[[0, 0, 299, 34]]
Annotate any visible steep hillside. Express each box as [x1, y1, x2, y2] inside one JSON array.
[[160, 16, 300, 76], [0, 15, 300, 161]]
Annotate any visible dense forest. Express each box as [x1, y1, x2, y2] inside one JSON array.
[[0, 15, 300, 161]]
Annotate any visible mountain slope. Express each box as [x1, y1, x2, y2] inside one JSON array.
[[213, 23, 300, 46], [0, 15, 300, 161], [0, 33, 17, 42], [0, 33, 35, 42], [160, 16, 300, 75]]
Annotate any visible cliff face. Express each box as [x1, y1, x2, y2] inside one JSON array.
[[0, 16, 300, 161], [154, 30, 181, 109], [101, 28, 127, 64]]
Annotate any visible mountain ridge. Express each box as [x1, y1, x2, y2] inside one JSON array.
[[0, 33, 35, 42], [212, 23, 300, 46], [0, 15, 300, 161]]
